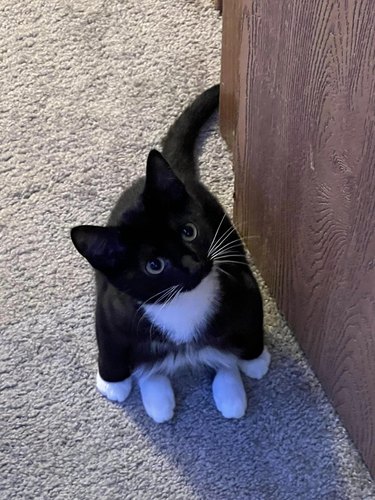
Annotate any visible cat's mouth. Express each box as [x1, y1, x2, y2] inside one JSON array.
[[182, 259, 213, 292]]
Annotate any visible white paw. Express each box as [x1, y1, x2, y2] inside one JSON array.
[[212, 367, 247, 419], [96, 372, 132, 402], [139, 374, 175, 423], [239, 347, 271, 380]]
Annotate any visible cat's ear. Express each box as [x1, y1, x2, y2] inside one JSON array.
[[144, 149, 187, 204], [71, 225, 126, 273]]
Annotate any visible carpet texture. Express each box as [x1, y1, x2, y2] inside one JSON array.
[[1, 1, 374, 498]]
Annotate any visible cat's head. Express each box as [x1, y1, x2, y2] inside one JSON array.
[[71, 150, 227, 303]]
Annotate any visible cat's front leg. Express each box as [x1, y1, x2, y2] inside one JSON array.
[[95, 341, 133, 403], [212, 366, 247, 418], [96, 372, 132, 403], [95, 300, 133, 403], [138, 374, 175, 423]]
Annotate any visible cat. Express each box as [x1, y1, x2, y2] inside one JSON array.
[[71, 85, 271, 423]]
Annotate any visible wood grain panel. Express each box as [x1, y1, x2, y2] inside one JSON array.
[[221, 0, 375, 476], [219, 0, 243, 149], [213, 0, 222, 12]]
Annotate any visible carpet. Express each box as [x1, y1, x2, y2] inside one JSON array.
[[1, 0, 374, 498]]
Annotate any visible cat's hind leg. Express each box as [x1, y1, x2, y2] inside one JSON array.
[[212, 366, 247, 419], [238, 347, 271, 380], [138, 374, 175, 423]]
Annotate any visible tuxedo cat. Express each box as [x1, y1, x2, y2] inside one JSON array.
[[71, 85, 270, 423]]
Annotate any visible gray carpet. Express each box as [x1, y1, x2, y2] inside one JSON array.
[[1, 1, 374, 498]]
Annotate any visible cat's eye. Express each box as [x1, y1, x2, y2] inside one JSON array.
[[145, 257, 165, 275], [181, 223, 198, 242]]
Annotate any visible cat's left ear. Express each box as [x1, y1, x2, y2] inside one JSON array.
[[144, 149, 187, 204]]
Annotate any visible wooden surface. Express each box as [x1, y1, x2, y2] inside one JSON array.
[[221, 0, 375, 476], [213, 0, 222, 12], [219, 1, 241, 149]]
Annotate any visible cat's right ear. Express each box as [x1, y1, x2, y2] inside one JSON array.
[[70, 226, 126, 273], [144, 149, 187, 205]]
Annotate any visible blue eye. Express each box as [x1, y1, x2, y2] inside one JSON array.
[[181, 223, 197, 242], [145, 257, 165, 275]]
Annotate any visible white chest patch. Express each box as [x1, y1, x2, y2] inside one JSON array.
[[142, 269, 220, 344]]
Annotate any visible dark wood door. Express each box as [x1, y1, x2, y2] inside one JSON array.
[[220, 0, 375, 477]]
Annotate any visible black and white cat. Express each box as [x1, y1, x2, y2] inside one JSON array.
[[71, 85, 270, 423]]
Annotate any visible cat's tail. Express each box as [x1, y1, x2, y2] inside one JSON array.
[[161, 84, 220, 181]]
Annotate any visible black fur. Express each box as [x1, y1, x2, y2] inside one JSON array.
[[71, 85, 264, 383]]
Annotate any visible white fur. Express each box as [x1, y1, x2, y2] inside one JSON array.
[[96, 342, 270, 423], [135, 348, 270, 422], [96, 372, 132, 402], [212, 366, 247, 419], [139, 374, 175, 423], [134, 345, 238, 380], [142, 269, 220, 344], [239, 347, 271, 379]]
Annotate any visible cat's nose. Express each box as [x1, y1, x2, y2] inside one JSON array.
[[181, 254, 200, 273]]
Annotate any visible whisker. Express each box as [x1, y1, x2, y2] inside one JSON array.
[[208, 225, 237, 258], [137, 285, 179, 314], [210, 240, 244, 259], [227, 219, 248, 237], [207, 212, 227, 256], [208, 215, 259, 260], [136, 285, 180, 335], [148, 285, 183, 340], [214, 259, 250, 268], [216, 266, 233, 280], [213, 253, 245, 259], [230, 220, 261, 244], [211, 232, 260, 255], [159, 285, 183, 311], [227, 218, 257, 236]]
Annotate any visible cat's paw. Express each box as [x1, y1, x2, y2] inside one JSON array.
[[139, 374, 175, 423], [239, 347, 271, 380], [96, 372, 132, 403], [212, 367, 247, 419]]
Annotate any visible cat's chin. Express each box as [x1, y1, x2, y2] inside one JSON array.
[[182, 261, 213, 292]]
